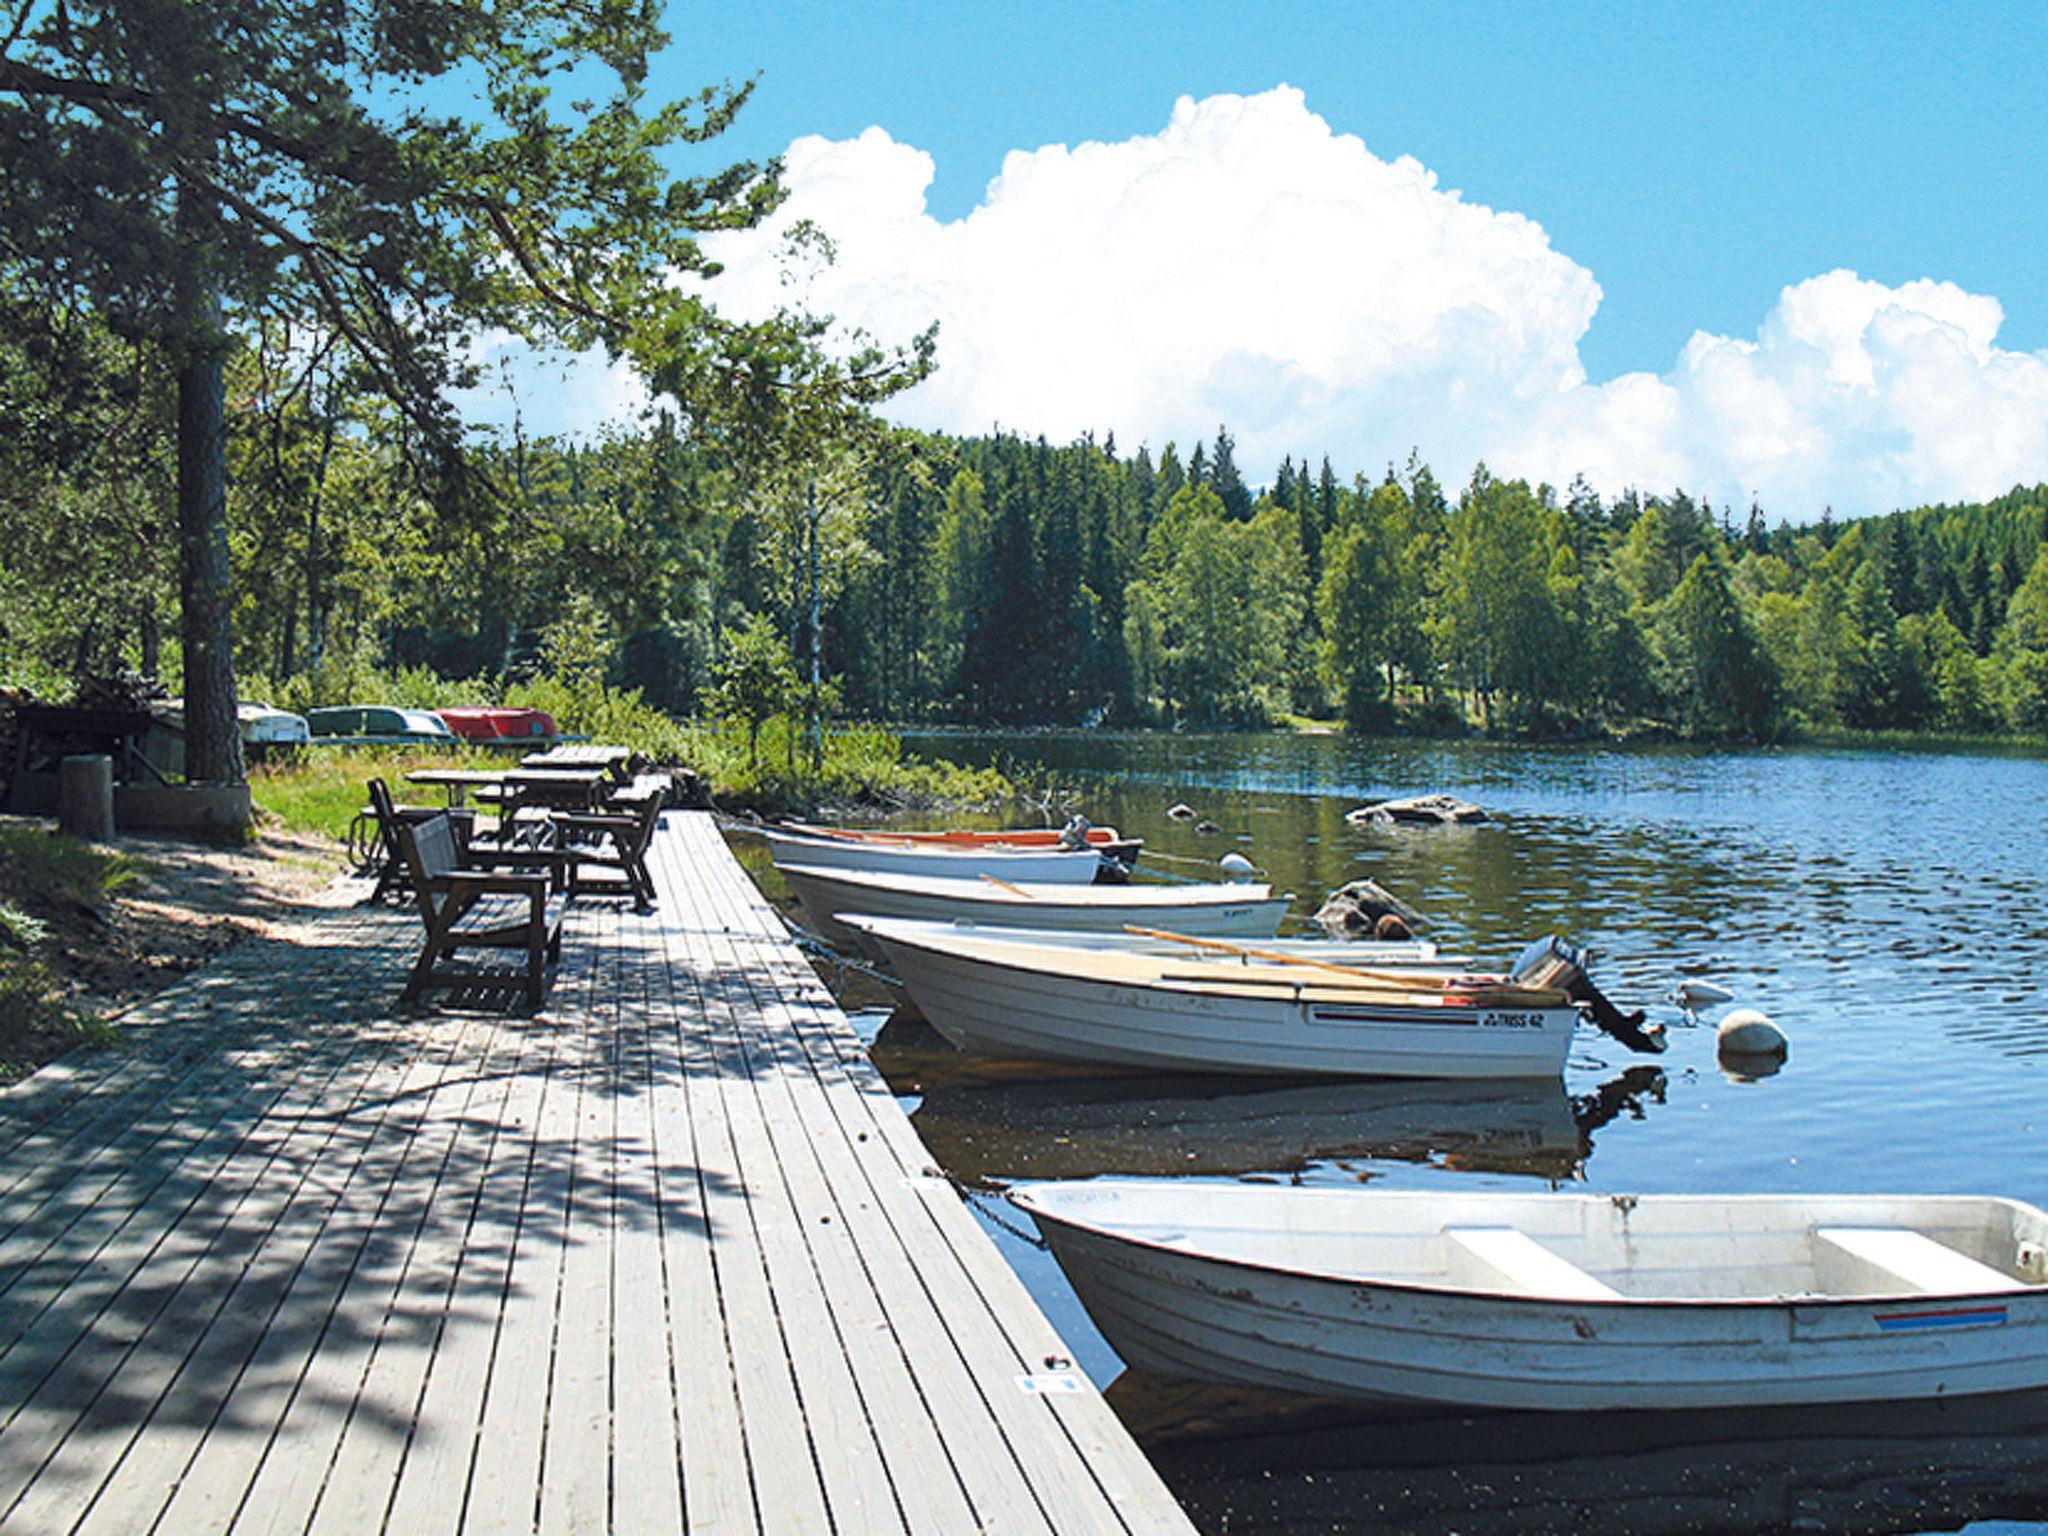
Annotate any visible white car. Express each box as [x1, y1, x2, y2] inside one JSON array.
[[237, 703, 312, 747]]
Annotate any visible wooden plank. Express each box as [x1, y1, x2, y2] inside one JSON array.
[[634, 892, 757, 1535], [456, 898, 602, 1536], [73, 1008, 507, 1536], [373, 1001, 567, 1536], [535, 899, 624, 1536], [598, 904, 690, 1536], [652, 901, 838, 1535], [674, 822, 1192, 1534], [662, 829, 1023, 1534], [0, 899, 394, 1199], [237, 1013, 533, 1536], [0, 920, 413, 1360], [0, 1001, 461, 1530], [667, 915, 915, 1532], [0, 998, 403, 1474]]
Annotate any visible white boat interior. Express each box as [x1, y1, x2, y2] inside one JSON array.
[[847, 916, 1536, 1004], [832, 910, 1454, 964], [1014, 1184, 2048, 1303]]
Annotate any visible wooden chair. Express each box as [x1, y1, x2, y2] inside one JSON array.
[[361, 779, 475, 901], [548, 778, 666, 908], [392, 811, 567, 1010]]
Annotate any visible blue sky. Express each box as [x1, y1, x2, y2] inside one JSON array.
[[481, 1, 2048, 516], [679, 1, 2047, 383]]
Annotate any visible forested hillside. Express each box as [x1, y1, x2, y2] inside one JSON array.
[[6, 345, 2048, 742]]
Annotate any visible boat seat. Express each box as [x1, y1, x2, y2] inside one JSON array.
[[1810, 1226, 2027, 1296], [1442, 1225, 1622, 1302]]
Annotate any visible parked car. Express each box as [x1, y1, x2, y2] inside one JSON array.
[[237, 702, 312, 747], [304, 705, 458, 743], [435, 706, 558, 742]]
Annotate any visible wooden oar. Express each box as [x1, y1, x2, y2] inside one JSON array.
[[1123, 924, 1476, 992], [1150, 967, 1570, 1008], [980, 874, 1037, 899]]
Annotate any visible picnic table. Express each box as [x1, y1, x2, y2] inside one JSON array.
[[521, 743, 635, 781], [499, 766, 613, 815], [404, 767, 513, 807]]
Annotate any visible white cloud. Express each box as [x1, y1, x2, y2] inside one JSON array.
[[693, 87, 2048, 519]]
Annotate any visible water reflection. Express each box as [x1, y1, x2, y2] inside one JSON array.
[[1116, 1379, 2048, 1536], [903, 1049, 1667, 1186]]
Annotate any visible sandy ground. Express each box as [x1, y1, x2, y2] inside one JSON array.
[[1, 819, 350, 1080]]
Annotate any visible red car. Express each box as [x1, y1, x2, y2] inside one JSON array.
[[435, 706, 558, 742]]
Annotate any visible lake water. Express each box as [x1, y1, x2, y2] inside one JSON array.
[[755, 731, 2048, 1535]]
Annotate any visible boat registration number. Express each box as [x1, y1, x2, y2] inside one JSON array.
[[1480, 1011, 1545, 1030]]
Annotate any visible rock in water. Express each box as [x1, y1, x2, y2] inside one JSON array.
[[1167, 802, 1197, 821], [1345, 793, 1488, 826], [1315, 879, 1424, 939], [1717, 1008, 1788, 1058], [1217, 852, 1258, 882]]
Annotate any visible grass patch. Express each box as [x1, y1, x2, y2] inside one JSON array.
[[682, 718, 1014, 814], [249, 744, 513, 842], [0, 825, 145, 1081]]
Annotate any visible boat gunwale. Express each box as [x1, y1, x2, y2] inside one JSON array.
[[851, 916, 1574, 1014], [778, 863, 1284, 909], [1010, 1186, 2048, 1314]]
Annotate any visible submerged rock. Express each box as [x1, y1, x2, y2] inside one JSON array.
[[1315, 879, 1425, 939], [1345, 793, 1489, 826]]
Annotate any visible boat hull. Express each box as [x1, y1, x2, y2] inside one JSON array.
[[780, 864, 1290, 957], [784, 820, 1142, 865], [1017, 1185, 2048, 1410], [759, 827, 1106, 884], [854, 918, 1579, 1078]]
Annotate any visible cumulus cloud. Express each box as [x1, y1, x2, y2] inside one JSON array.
[[694, 86, 2048, 518]]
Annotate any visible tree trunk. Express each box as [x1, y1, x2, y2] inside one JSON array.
[[177, 340, 245, 785]]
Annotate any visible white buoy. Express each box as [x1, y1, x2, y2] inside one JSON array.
[[1717, 1008, 1788, 1058], [1218, 852, 1258, 882]]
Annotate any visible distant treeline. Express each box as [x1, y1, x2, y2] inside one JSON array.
[[7, 355, 2048, 741]]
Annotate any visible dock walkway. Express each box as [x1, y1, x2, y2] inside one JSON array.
[[0, 812, 1192, 1535]]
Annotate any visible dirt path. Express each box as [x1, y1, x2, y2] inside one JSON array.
[[1, 820, 348, 1081]]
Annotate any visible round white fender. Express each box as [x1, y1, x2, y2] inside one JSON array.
[[1717, 1008, 1788, 1057]]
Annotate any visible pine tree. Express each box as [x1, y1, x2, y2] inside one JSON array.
[[1211, 425, 1252, 519]]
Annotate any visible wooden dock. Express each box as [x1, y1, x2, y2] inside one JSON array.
[[0, 812, 1194, 1535]]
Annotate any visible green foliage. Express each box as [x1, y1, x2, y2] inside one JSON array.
[[682, 718, 1010, 812], [705, 614, 802, 766]]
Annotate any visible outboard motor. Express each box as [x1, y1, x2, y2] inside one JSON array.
[[1057, 813, 1093, 849], [1512, 937, 1666, 1055]]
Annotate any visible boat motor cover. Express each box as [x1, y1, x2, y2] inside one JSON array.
[[1514, 937, 1666, 1055]]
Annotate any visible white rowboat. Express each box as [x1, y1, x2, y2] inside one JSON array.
[[779, 863, 1292, 957], [758, 826, 1107, 884], [1013, 1182, 2048, 1409], [847, 916, 1584, 1078]]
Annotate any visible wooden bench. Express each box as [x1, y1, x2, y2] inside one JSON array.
[[1442, 1225, 1624, 1301], [1811, 1226, 2027, 1296], [393, 812, 567, 1010]]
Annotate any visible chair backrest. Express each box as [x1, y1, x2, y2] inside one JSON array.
[[368, 777, 398, 827], [614, 787, 665, 855], [393, 812, 462, 925]]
